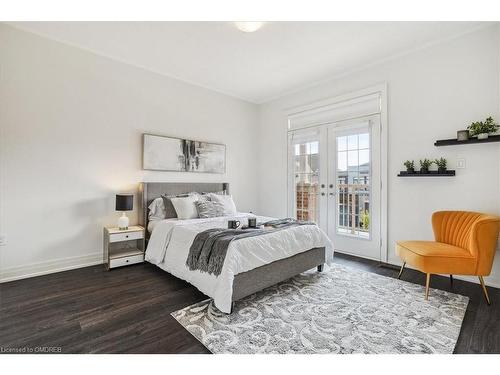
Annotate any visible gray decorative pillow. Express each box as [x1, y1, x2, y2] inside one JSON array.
[[195, 197, 225, 218], [148, 197, 166, 221], [161, 192, 198, 219]]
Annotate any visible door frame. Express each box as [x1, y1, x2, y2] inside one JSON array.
[[286, 84, 388, 262]]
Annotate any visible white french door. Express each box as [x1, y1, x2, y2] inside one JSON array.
[[288, 115, 382, 260], [287, 126, 328, 231]]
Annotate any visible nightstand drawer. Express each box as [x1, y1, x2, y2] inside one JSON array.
[[109, 254, 144, 268], [109, 231, 143, 243]]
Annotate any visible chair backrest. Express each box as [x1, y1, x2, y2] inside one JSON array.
[[432, 211, 500, 275], [432, 211, 483, 249]]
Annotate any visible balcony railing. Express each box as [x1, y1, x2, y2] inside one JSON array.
[[337, 183, 370, 238], [295, 182, 370, 238]]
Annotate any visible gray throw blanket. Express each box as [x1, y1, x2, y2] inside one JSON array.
[[186, 218, 315, 276]]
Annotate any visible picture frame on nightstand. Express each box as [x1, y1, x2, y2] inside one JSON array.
[[103, 226, 145, 270]]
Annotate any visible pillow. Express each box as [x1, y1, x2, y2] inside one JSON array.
[[148, 197, 166, 221], [206, 193, 237, 216], [170, 195, 200, 220], [195, 197, 225, 218], [201, 190, 226, 197], [161, 192, 199, 218]]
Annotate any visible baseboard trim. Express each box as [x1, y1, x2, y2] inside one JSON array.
[[335, 250, 500, 289], [389, 261, 500, 289], [391, 261, 500, 289], [0, 252, 103, 283], [452, 274, 500, 289], [334, 249, 381, 263]]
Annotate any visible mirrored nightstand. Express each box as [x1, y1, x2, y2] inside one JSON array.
[[103, 226, 145, 270]]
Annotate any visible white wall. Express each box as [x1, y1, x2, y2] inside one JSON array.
[[0, 24, 259, 281], [2, 23, 500, 288], [257, 26, 500, 287]]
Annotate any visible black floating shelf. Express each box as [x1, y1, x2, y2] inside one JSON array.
[[434, 134, 500, 146], [398, 170, 455, 177]]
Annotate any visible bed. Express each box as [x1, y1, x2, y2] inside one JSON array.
[[139, 182, 332, 313]]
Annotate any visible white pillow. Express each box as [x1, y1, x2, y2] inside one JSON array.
[[148, 197, 166, 221], [207, 194, 237, 216], [170, 195, 200, 220]]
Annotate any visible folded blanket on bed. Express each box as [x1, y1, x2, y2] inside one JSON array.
[[186, 219, 314, 276]]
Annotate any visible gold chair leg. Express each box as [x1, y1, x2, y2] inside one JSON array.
[[478, 276, 491, 305], [425, 273, 431, 300], [397, 262, 406, 279]]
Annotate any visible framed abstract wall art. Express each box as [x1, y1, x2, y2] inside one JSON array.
[[142, 134, 226, 173]]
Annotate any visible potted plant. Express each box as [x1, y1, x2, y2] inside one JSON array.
[[467, 116, 499, 140], [435, 157, 447, 173], [419, 159, 433, 174], [403, 160, 415, 174]]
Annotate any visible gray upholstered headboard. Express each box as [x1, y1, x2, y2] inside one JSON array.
[[139, 182, 229, 237]]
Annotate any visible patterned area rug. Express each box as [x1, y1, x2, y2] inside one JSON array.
[[171, 263, 468, 354]]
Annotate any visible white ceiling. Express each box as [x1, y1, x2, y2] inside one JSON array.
[[9, 22, 489, 103]]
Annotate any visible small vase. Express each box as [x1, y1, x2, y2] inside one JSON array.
[[420, 167, 429, 174], [406, 168, 415, 174], [438, 168, 447, 174], [457, 130, 469, 141], [477, 133, 489, 140]]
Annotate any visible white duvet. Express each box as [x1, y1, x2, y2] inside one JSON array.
[[145, 213, 333, 313]]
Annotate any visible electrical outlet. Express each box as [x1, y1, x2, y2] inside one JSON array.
[[0, 234, 6, 246], [456, 158, 466, 169]]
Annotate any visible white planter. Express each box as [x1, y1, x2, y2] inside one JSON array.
[[477, 133, 489, 140]]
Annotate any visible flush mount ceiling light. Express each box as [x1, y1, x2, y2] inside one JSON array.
[[234, 22, 264, 33]]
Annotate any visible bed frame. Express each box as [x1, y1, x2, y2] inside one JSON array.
[[139, 182, 326, 310]]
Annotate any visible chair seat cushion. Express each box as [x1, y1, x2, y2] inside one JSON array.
[[396, 241, 476, 274]]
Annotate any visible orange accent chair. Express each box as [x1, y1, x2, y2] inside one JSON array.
[[396, 211, 500, 304]]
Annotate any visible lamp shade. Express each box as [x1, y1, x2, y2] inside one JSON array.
[[116, 194, 133, 211]]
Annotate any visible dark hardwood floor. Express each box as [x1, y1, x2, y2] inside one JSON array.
[[1, 253, 499, 354]]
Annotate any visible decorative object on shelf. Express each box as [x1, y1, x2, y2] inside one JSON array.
[[467, 116, 499, 140], [116, 194, 133, 230], [456, 130, 469, 141], [397, 170, 455, 177], [419, 159, 434, 174], [143, 133, 226, 173], [434, 157, 447, 173], [403, 160, 415, 174]]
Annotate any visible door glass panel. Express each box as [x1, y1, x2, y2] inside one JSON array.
[[336, 131, 370, 238], [293, 141, 319, 222], [337, 136, 347, 151], [347, 135, 358, 150]]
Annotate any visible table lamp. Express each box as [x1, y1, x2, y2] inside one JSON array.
[[116, 194, 133, 230]]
